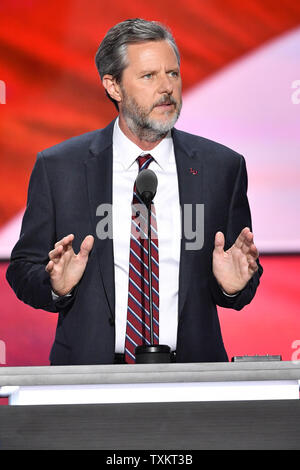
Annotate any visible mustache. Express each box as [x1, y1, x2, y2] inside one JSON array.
[[152, 95, 178, 108]]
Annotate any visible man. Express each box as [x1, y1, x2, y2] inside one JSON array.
[[6, 19, 262, 365]]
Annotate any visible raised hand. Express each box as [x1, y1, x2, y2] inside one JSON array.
[[212, 227, 259, 295], [45, 234, 94, 296]]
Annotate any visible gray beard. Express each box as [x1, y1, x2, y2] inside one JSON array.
[[121, 93, 182, 143]]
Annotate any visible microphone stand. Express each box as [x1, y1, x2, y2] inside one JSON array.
[[147, 200, 154, 346], [135, 197, 171, 364]]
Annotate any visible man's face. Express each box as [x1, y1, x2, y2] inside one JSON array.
[[118, 40, 182, 139]]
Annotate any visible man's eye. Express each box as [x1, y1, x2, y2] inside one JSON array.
[[169, 71, 179, 77], [143, 73, 153, 79]]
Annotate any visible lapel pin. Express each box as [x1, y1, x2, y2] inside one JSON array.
[[189, 168, 198, 175]]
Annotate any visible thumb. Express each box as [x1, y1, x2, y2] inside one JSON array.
[[79, 235, 95, 258], [214, 231, 225, 254]]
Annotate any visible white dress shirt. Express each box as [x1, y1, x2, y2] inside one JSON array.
[[112, 118, 181, 353]]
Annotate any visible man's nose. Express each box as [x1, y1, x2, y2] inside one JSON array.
[[157, 74, 173, 94]]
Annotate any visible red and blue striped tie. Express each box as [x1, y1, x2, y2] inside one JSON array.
[[124, 154, 159, 364]]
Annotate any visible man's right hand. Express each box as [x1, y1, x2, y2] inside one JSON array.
[[45, 234, 94, 297]]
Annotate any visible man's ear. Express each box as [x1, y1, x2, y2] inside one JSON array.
[[102, 75, 122, 104]]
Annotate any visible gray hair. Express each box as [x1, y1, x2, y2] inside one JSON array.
[[95, 18, 180, 109]]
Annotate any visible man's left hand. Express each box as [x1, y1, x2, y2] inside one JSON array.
[[212, 227, 259, 295]]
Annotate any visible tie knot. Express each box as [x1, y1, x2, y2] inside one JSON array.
[[137, 154, 154, 171]]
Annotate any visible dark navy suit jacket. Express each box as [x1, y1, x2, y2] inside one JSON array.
[[6, 119, 263, 365]]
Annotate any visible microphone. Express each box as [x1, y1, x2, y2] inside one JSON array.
[[136, 168, 157, 208], [134, 169, 171, 364]]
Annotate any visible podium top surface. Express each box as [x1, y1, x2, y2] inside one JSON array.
[[0, 361, 300, 387]]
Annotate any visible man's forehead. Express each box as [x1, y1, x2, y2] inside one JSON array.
[[126, 40, 179, 68]]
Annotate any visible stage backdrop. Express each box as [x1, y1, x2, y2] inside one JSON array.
[[0, 0, 300, 367]]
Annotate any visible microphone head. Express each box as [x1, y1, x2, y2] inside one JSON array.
[[136, 169, 158, 206]]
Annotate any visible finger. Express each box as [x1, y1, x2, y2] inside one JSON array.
[[249, 243, 259, 259], [214, 231, 225, 254], [50, 234, 74, 262], [244, 230, 255, 249], [241, 232, 255, 255], [238, 230, 256, 256], [45, 260, 54, 273], [48, 244, 64, 262], [234, 227, 250, 249], [79, 235, 94, 258], [245, 246, 258, 263], [242, 236, 258, 259], [248, 259, 258, 273], [54, 233, 74, 249]]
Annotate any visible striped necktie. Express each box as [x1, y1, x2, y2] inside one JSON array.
[[124, 154, 159, 364]]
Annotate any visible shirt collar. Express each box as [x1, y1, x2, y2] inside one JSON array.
[[113, 117, 173, 170]]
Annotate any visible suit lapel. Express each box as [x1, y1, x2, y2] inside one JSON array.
[[172, 128, 204, 318], [84, 121, 116, 318]]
